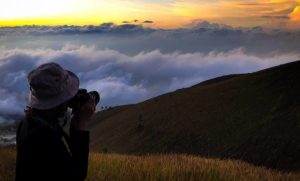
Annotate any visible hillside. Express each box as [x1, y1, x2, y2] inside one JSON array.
[[89, 60, 300, 171]]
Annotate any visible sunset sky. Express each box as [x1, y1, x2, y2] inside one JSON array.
[[0, 0, 299, 29], [1, 1, 300, 123]]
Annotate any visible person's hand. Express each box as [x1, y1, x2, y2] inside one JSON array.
[[71, 97, 96, 131]]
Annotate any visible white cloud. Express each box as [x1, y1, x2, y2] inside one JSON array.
[[0, 45, 299, 125], [1, 22, 300, 125]]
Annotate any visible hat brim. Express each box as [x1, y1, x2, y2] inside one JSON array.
[[29, 70, 79, 110]]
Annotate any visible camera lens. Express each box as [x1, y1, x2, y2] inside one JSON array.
[[68, 89, 100, 110], [89, 91, 100, 105]]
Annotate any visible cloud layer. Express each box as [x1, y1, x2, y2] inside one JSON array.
[[0, 45, 299, 124], [1, 22, 300, 56], [1, 22, 300, 125]]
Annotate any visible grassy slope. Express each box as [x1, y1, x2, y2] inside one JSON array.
[[1, 148, 299, 181], [0, 148, 15, 181], [89, 60, 300, 171]]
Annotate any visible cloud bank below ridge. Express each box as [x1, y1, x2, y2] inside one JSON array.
[[0, 45, 299, 124], [1, 21, 300, 124]]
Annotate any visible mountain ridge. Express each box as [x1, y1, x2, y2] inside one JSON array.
[[89, 60, 300, 171]]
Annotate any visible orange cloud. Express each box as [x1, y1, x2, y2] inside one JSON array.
[[224, 0, 297, 16], [288, 5, 300, 29], [221, 0, 300, 29], [289, 6, 300, 21]]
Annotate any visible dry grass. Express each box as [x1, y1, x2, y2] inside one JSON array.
[[0, 148, 16, 181], [87, 153, 299, 181], [0, 148, 299, 181]]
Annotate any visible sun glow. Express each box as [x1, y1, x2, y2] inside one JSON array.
[[0, 0, 300, 29], [0, 0, 162, 26], [0, 0, 83, 19]]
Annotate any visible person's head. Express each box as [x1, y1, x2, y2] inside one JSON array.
[[27, 62, 79, 119]]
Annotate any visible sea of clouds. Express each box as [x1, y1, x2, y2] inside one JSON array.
[[1, 21, 300, 125]]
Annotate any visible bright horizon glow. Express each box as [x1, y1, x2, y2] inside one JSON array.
[[0, 0, 299, 29]]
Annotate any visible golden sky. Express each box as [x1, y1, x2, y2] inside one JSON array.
[[0, 0, 299, 29]]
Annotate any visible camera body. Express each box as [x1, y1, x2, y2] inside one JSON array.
[[68, 89, 100, 111]]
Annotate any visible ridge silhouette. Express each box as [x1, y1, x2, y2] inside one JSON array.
[[89, 60, 300, 171]]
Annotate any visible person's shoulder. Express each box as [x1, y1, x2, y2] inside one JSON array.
[[18, 118, 56, 142]]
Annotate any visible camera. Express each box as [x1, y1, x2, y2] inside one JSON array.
[[68, 89, 100, 111]]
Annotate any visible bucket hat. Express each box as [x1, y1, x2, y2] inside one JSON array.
[[28, 62, 79, 110]]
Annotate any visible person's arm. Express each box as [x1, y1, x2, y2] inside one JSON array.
[[69, 98, 96, 180], [69, 129, 90, 180]]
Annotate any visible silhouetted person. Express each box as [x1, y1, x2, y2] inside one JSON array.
[[15, 63, 96, 181]]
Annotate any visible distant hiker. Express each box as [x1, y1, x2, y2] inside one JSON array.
[[15, 63, 98, 181]]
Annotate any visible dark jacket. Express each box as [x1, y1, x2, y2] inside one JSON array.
[[15, 116, 89, 181]]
